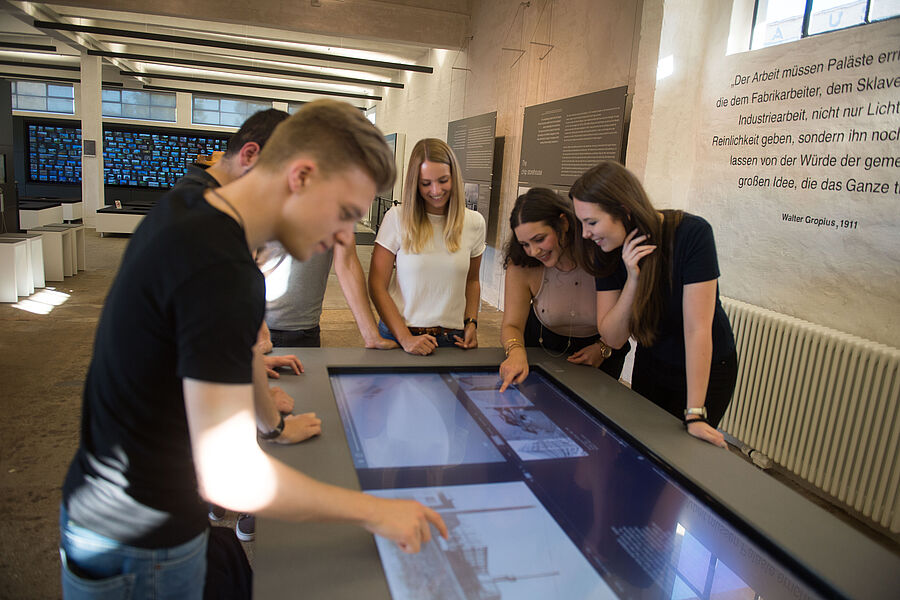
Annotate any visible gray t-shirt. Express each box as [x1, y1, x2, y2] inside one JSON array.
[[260, 242, 334, 331]]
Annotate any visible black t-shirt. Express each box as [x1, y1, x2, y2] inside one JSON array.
[[62, 185, 264, 548], [595, 214, 735, 366], [176, 163, 220, 192]]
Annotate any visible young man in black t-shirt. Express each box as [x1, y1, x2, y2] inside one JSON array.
[[60, 100, 447, 599]]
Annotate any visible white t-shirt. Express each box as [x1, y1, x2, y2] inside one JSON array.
[[375, 206, 486, 330]]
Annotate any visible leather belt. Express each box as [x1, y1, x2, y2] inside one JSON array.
[[408, 326, 458, 336]]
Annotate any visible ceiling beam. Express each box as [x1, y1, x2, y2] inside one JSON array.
[[2, 2, 144, 75], [0, 41, 58, 52], [0, 59, 78, 71], [31, 0, 470, 49], [119, 70, 383, 101], [141, 85, 323, 108], [87, 50, 404, 89], [35, 21, 434, 73]]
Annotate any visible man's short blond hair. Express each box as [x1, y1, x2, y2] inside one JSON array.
[[255, 99, 395, 193]]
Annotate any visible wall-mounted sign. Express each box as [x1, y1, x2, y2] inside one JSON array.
[[448, 112, 499, 228], [519, 87, 627, 188]]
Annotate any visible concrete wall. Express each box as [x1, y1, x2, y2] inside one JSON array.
[[641, 2, 900, 346], [377, 0, 643, 308]]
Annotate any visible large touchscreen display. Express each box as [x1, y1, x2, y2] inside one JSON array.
[[330, 370, 823, 600]]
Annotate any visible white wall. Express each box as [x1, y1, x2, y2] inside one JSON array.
[[638, 3, 900, 346]]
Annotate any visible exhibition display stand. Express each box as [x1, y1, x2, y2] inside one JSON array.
[[254, 348, 900, 600], [18, 201, 63, 230], [0, 238, 28, 301], [26, 227, 67, 281], [0, 233, 44, 289]]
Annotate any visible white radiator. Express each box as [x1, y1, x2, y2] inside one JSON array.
[[719, 297, 900, 533]]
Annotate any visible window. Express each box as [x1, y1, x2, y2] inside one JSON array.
[[192, 95, 272, 126], [11, 81, 75, 115], [752, 0, 899, 49], [101, 88, 176, 122], [287, 101, 305, 115]]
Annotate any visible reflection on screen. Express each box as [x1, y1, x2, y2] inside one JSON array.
[[332, 373, 504, 469], [330, 370, 823, 600]]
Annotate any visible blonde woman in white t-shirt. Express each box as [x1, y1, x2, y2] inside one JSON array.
[[369, 138, 486, 355]]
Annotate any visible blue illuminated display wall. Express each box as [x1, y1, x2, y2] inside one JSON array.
[[103, 127, 227, 188], [25, 121, 228, 188], [27, 122, 81, 184]]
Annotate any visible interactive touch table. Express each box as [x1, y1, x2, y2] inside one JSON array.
[[255, 348, 899, 599]]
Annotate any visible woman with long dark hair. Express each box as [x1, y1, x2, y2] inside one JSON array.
[[498, 187, 629, 392], [570, 161, 737, 447]]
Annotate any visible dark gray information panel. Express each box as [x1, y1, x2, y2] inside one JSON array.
[[449, 112, 497, 227], [519, 87, 627, 188], [448, 112, 497, 184]]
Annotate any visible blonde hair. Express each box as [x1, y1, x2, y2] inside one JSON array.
[[255, 99, 395, 193], [400, 138, 466, 254]]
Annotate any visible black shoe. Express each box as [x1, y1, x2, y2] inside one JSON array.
[[236, 514, 255, 542], [208, 504, 227, 521]]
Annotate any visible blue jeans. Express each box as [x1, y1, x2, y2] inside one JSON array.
[[59, 505, 208, 600], [378, 320, 464, 348]]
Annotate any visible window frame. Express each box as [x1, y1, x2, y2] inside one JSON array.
[[191, 94, 273, 127], [10, 80, 75, 115], [101, 87, 177, 122], [751, 0, 899, 49]]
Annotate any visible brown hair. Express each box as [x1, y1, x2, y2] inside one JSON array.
[[503, 187, 594, 270], [223, 109, 290, 157], [569, 161, 683, 346], [255, 99, 395, 193], [400, 138, 466, 253]]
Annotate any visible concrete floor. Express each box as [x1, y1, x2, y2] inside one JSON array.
[[0, 229, 502, 599]]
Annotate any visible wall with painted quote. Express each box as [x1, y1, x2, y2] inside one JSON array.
[[687, 18, 900, 346]]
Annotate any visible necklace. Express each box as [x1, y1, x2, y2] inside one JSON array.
[[538, 321, 572, 358], [537, 264, 579, 358], [209, 188, 245, 231]]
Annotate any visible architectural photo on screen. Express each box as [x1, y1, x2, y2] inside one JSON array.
[[454, 373, 588, 461], [371, 482, 614, 600]]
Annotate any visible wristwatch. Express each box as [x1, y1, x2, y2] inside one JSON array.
[[684, 407, 708, 419], [597, 340, 612, 359], [259, 413, 285, 440], [464, 318, 478, 328]]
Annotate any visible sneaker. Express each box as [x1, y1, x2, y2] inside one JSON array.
[[208, 504, 226, 521], [236, 514, 255, 542]]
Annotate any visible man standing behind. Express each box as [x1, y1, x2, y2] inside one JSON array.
[[180, 108, 396, 352], [60, 100, 446, 599]]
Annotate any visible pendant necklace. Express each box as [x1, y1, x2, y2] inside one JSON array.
[[209, 188, 246, 231], [538, 258, 578, 358]]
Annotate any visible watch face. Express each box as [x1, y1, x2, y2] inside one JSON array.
[[601, 346, 612, 359]]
